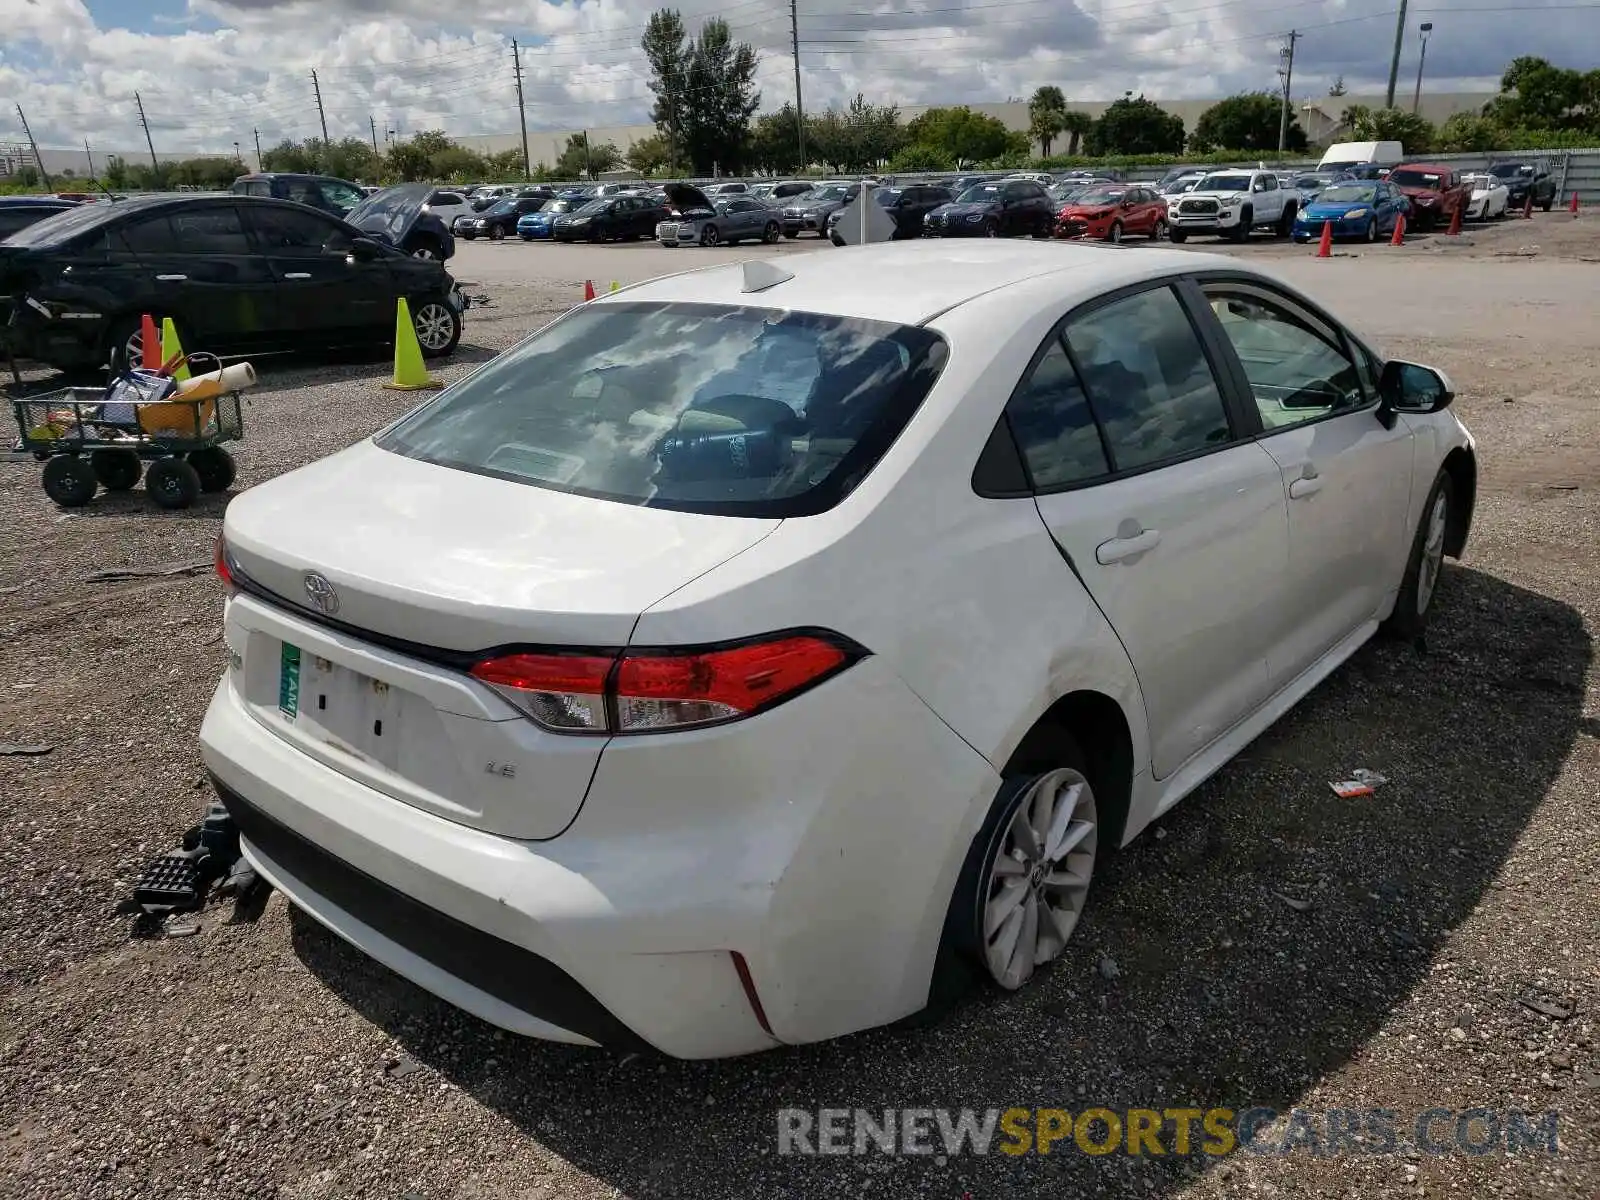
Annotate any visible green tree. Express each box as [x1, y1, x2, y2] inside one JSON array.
[[554, 133, 620, 179], [1435, 112, 1503, 152], [642, 9, 690, 171], [428, 145, 487, 181], [260, 138, 317, 173], [904, 106, 1012, 166], [485, 148, 528, 179], [103, 156, 129, 189], [1328, 74, 1348, 98], [681, 17, 761, 173], [750, 105, 804, 174], [1341, 105, 1434, 153], [1086, 95, 1185, 155], [1059, 111, 1092, 155], [804, 95, 904, 172], [385, 139, 433, 181], [1027, 85, 1067, 156], [625, 133, 671, 175], [887, 143, 956, 173], [1190, 93, 1306, 153], [1484, 56, 1600, 132]]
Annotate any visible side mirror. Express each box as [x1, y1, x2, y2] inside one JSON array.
[[1378, 359, 1455, 421], [348, 236, 382, 262]]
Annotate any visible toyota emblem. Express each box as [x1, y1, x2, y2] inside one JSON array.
[[302, 572, 340, 616]]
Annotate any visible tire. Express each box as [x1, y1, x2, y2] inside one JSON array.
[[1107, 221, 1123, 244], [983, 219, 998, 238], [700, 224, 721, 247], [42, 456, 97, 507], [934, 744, 1100, 1004], [1383, 471, 1455, 640], [1540, 197, 1553, 212], [1366, 217, 1378, 243], [90, 449, 142, 491], [187, 446, 236, 493], [145, 455, 201, 510], [1227, 208, 1252, 241], [1276, 204, 1297, 237], [408, 240, 442, 261], [763, 222, 780, 244], [411, 298, 461, 359], [106, 314, 157, 375], [1150, 217, 1167, 241], [490, 224, 505, 241], [1168, 228, 1188, 244]]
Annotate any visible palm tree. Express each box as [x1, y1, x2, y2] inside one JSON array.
[[1059, 111, 1093, 156]]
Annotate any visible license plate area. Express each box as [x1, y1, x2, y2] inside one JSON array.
[[279, 642, 406, 770]]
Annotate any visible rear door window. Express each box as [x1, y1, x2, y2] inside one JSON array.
[[114, 214, 181, 255], [170, 205, 252, 254], [376, 301, 949, 517]]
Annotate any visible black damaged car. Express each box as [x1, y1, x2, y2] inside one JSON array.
[[1, 192, 465, 375]]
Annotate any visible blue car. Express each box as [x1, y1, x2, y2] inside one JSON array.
[[1292, 181, 1410, 243], [517, 195, 589, 240]]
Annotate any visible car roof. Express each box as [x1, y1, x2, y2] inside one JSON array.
[[605, 240, 1252, 327]]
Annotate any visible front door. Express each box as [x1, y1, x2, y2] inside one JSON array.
[[242, 204, 394, 342], [1014, 283, 1290, 778], [1196, 278, 1414, 686]]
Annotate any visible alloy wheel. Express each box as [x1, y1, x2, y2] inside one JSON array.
[[413, 302, 455, 352], [1108, 221, 1123, 244], [411, 246, 438, 260], [1416, 491, 1449, 615], [982, 768, 1098, 991]]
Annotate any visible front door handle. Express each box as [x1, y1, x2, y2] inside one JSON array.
[[155, 274, 187, 281], [1095, 528, 1161, 565], [284, 272, 312, 280]]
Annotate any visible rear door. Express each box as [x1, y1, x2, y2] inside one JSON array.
[[242, 202, 393, 341], [1018, 281, 1289, 777], [118, 203, 278, 353]]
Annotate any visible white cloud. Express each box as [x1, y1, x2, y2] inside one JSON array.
[[1, 0, 1591, 157]]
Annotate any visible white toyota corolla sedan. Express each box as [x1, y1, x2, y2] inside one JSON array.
[[201, 240, 1476, 1059]]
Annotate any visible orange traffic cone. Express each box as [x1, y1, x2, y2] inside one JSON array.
[[1523, 193, 1533, 219], [1447, 204, 1463, 236], [583, 279, 596, 301], [1389, 213, 1406, 246], [139, 314, 162, 370], [1315, 220, 1332, 258], [382, 298, 443, 392], [1571, 191, 1581, 215]]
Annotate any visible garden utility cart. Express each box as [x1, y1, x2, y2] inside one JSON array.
[[13, 353, 245, 510]]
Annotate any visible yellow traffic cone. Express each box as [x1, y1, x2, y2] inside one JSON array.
[[160, 317, 192, 382], [382, 298, 443, 392], [609, 281, 619, 293]]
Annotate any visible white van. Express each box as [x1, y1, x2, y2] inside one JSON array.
[[1319, 141, 1404, 173]]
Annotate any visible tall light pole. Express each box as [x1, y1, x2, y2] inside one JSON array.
[[1384, 0, 1409, 108], [1412, 22, 1434, 115], [1277, 30, 1301, 153]]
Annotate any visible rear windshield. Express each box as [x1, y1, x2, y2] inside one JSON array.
[[376, 301, 949, 517]]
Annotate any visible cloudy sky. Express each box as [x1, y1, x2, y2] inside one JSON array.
[[2, 0, 1596, 157]]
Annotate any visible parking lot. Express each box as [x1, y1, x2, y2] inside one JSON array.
[[1, 213, 1597, 1200]]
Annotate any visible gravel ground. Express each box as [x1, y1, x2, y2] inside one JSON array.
[[1, 212, 1596, 1200]]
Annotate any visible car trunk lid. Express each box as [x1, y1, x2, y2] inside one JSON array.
[[222, 440, 779, 839]]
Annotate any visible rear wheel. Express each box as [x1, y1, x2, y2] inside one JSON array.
[[1150, 217, 1167, 241], [763, 221, 780, 243], [42, 456, 98, 507], [1276, 204, 1297, 237], [187, 447, 236, 493], [145, 456, 201, 510], [90, 449, 142, 491]]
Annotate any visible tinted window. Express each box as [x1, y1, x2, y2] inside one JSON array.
[[320, 182, 364, 212], [247, 205, 347, 252], [1005, 337, 1109, 488], [376, 301, 949, 518], [1389, 169, 1443, 189], [1204, 287, 1365, 429], [116, 214, 181, 255], [170, 206, 251, 254], [1064, 288, 1231, 471]]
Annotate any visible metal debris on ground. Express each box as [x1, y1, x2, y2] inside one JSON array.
[[1274, 893, 1314, 912], [84, 562, 210, 583], [1518, 994, 1575, 1020], [0, 743, 53, 756], [1330, 768, 1388, 798]]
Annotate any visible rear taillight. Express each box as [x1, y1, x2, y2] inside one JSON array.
[[469, 633, 860, 736], [215, 533, 236, 595]]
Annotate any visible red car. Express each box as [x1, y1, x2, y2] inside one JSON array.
[[1385, 163, 1470, 231], [1054, 184, 1168, 242]]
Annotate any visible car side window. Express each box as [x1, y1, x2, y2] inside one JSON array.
[[1003, 336, 1110, 489], [169, 206, 252, 254], [115, 214, 181, 255], [1063, 287, 1233, 471], [244, 181, 271, 198], [246, 205, 348, 253], [1202, 285, 1367, 429]]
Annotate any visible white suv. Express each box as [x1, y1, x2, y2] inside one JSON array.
[[1168, 168, 1297, 242]]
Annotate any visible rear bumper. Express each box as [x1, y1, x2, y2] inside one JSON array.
[[199, 643, 998, 1058]]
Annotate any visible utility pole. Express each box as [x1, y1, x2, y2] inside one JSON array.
[[135, 92, 161, 183], [789, 0, 806, 170], [253, 127, 263, 170], [1277, 30, 1300, 154], [512, 39, 531, 179], [311, 69, 330, 145], [369, 115, 379, 157], [582, 129, 592, 179], [84, 139, 95, 181], [1385, 0, 1409, 109], [15, 104, 50, 189]]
